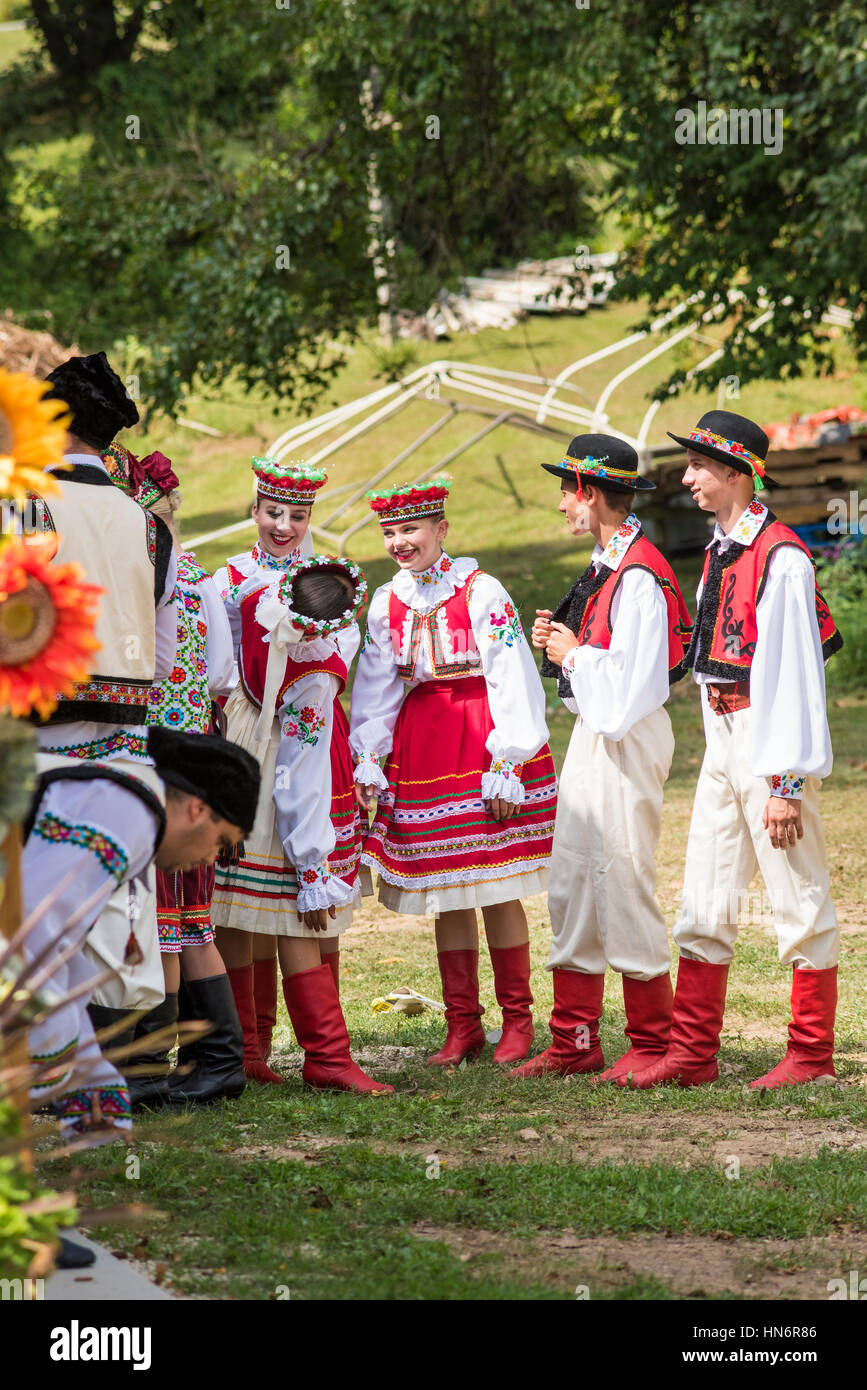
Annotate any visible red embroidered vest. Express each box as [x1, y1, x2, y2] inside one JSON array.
[[388, 572, 483, 682], [238, 588, 347, 708], [575, 536, 693, 679], [689, 516, 842, 680]]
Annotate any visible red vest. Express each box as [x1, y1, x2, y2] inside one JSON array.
[[575, 536, 692, 679], [238, 588, 347, 708], [691, 517, 842, 680], [388, 572, 483, 683]]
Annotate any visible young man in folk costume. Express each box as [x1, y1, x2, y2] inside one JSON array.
[[350, 479, 558, 1067], [212, 556, 392, 1093], [625, 410, 843, 1091], [511, 436, 691, 1082], [25, 728, 258, 1138], [98, 448, 244, 1107], [213, 458, 332, 1078]]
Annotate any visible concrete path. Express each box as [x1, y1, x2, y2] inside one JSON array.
[[45, 1231, 174, 1301]]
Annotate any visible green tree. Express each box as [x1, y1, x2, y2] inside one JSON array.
[[584, 0, 867, 396]]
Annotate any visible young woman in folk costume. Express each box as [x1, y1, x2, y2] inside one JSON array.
[[101, 447, 247, 1106], [211, 554, 393, 1094], [349, 479, 558, 1066], [211, 457, 331, 1080]]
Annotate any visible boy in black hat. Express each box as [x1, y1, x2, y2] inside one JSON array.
[[626, 410, 843, 1092], [511, 435, 691, 1083], [24, 729, 260, 1142]]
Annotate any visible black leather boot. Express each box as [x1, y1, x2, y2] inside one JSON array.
[[126, 992, 179, 1109], [168, 974, 246, 1104], [86, 1003, 138, 1062]]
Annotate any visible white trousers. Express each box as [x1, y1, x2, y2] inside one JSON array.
[[675, 706, 839, 969], [547, 707, 674, 980]]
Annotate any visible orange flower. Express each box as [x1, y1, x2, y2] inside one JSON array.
[[0, 536, 102, 720], [0, 369, 69, 502]]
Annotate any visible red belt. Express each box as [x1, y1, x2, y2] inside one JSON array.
[[707, 681, 750, 715]]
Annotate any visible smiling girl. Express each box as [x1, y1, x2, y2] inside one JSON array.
[[349, 479, 558, 1066]]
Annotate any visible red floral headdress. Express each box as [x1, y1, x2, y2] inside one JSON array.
[[253, 457, 327, 505], [367, 478, 451, 525]]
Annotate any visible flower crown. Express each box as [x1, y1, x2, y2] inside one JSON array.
[[274, 554, 367, 638], [252, 457, 327, 504], [367, 477, 451, 524]]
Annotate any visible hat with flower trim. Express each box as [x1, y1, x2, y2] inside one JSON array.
[[272, 554, 367, 639], [102, 443, 180, 507], [667, 410, 779, 491], [252, 457, 327, 505], [367, 477, 451, 524], [541, 434, 655, 493]]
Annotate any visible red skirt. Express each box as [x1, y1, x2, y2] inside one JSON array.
[[157, 862, 216, 951], [362, 676, 557, 910]]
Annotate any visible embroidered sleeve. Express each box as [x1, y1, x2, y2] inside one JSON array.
[[353, 749, 388, 792], [32, 813, 129, 884], [295, 858, 355, 915], [487, 598, 525, 648], [481, 756, 525, 806], [467, 575, 550, 786], [281, 699, 327, 746], [769, 772, 805, 800]]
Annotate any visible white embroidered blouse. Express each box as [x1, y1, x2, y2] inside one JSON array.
[[693, 500, 833, 799], [349, 552, 550, 806], [560, 514, 671, 741], [245, 583, 361, 915]]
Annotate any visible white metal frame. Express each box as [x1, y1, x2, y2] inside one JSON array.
[[188, 296, 777, 555]]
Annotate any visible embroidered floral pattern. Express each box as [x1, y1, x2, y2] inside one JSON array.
[[33, 812, 129, 882], [299, 861, 331, 888], [489, 757, 524, 780], [770, 772, 805, 799], [43, 730, 148, 761], [728, 497, 768, 547], [282, 700, 326, 746], [149, 553, 212, 734], [251, 542, 302, 572], [599, 513, 641, 570], [413, 553, 454, 587], [488, 599, 523, 647]]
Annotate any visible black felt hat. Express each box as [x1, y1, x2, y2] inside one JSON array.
[[44, 351, 140, 451], [148, 728, 260, 835], [540, 433, 656, 493], [667, 410, 779, 489]]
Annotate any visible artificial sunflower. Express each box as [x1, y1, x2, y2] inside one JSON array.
[[0, 368, 69, 502], [0, 535, 102, 720]]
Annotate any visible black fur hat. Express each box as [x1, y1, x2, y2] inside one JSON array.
[[44, 351, 140, 450], [148, 728, 261, 835]]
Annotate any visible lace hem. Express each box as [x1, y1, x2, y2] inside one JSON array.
[[353, 755, 389, 792], [481, 762, 526, 806], [296, 870, 357, 914]]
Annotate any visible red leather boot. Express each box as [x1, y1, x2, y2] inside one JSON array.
[[282, 964, 394, 1094], [321, 949, 339, 995], [594, 972, 673, 1084], [488, 942, 534, 1063], [749, 966, 837, 1090], [427, 950, 486, 1067], [509, 969, 605, 1078], [623, 958, 729, 1089], [226, 964, 284, 1084], [252, 956, 278, 1064]]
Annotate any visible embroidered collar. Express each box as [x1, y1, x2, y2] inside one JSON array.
[[593, 513, 641, 573], [392, 553, 479, 613], [708, 497, 767, 552], [251, 542, 302, 572]]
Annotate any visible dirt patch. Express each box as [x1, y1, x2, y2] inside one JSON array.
[[226, 1109, 866, 1173], [411, 1223, 867, 1300]]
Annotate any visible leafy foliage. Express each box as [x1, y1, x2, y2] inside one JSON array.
[[816, 535, 867, 689], [584, 0, 867, 397]]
